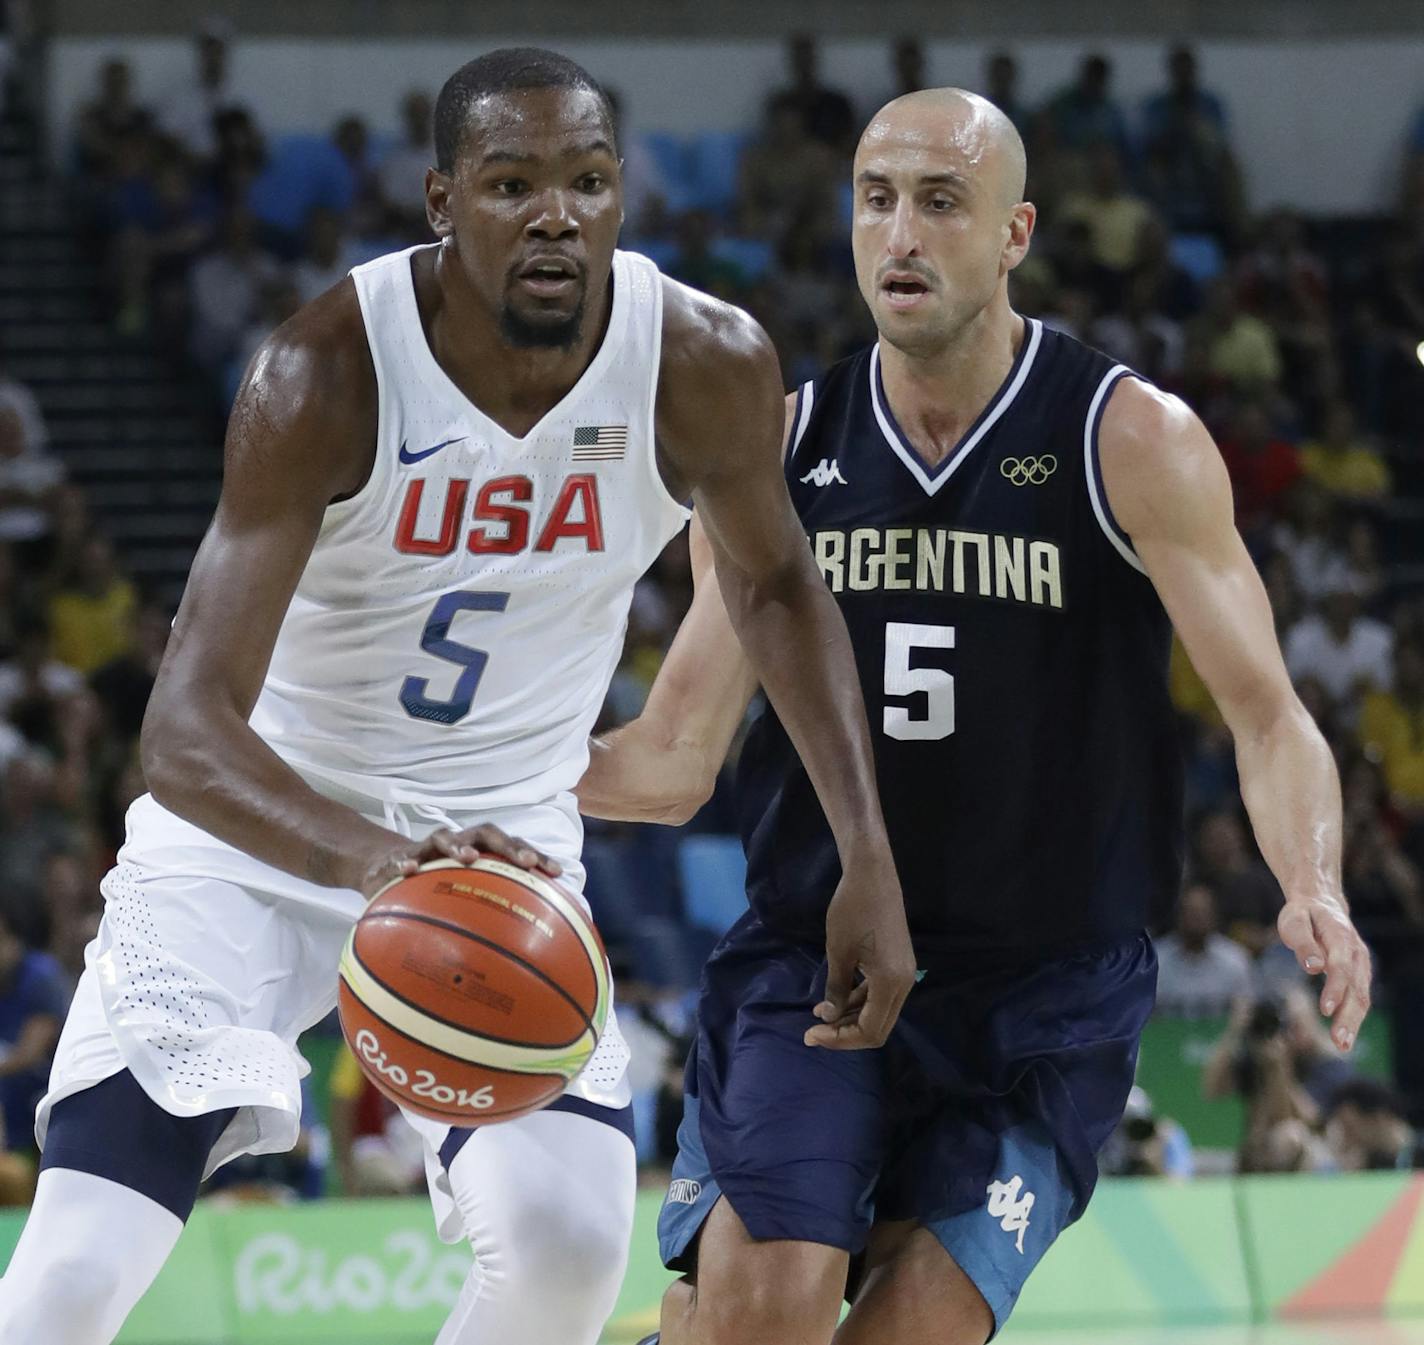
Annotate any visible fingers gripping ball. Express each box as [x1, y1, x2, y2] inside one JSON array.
[[338, 858, 610, 1123]]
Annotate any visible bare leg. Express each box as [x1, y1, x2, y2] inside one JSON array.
[[660, 1197, 847, 1345]]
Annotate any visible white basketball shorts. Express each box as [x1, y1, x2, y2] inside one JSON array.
[[36, 777, 631, 1240]]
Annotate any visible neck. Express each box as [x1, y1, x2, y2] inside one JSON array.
[[426, 245, 613, 438], [876, 297, 1024, 468]]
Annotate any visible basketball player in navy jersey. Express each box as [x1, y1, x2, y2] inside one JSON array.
[[0, 50, 914, 1345], [581, 88, 1370, 1345]]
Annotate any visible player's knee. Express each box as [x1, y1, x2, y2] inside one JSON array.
[[3, 1249, 123, 1337], [497, 1166, 632, 1307], [696, 1272, 840, 1345]]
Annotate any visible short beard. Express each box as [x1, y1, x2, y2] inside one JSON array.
[[500, 301, 585, 350]]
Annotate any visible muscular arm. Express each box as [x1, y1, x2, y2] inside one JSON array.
[[1101, 380, 1370, 1049], [577, 511, 759, 823], [649, 285, 914, 1045], [576, 395, 800, 823], [141, 286, 549, 896]]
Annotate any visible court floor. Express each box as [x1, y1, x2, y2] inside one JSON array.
[[602, 1324, 1424, 1344]]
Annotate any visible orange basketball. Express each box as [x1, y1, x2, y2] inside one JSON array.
[[337, 857, 609, 1124]]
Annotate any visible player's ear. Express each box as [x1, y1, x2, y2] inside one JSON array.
[[426, 167, 455, 239], [1003, 200, 1035, 271]]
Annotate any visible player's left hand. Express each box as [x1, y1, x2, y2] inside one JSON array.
[[1277, 893, 1371, 1052], [806, 853, 916, 1051]]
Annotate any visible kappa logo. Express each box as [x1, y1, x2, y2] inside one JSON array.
[[667, 1179, 703, 1205], [999, 455, 1056, 487], [986, 1175, 1035, 1254], [800, 458, 848, 487]]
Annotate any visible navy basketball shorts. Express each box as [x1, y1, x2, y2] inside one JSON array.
[[658, 913, 1158, 1335]]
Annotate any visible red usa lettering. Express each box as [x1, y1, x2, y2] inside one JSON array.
[[353, 1029, 495, 1111], [394, 474, 605, 556]]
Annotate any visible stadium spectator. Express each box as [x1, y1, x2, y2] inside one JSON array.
[[47, 535, 136, 676], [293, 206, 360, 304], [774, 33, 856, 153], [90, 599, 169, 745], [0, 903, 65, 1194], [1091, 282, 1185, 386], [188, 205, 281, 368], [75, 57, 150, 176], [0, 380, 61, 557], [1216, 398, 1300, 534], [1359, 643, 1424, 812], [1192, 277, 1284, 392], [1127, 214, 1199, 323], [1058, 146, 1157, 276], [1204, 991, 1353, 1173], [883, 36, 927, 104], [1191, 810, 1285, 955], [1038, 54, 1131, 163], [0, 752, 82, 947], [738, 92, 838, 245], [1284, 570, 1394, 712], [374, 89, 434, 237], [982, 51, 1028, 136], [1300, 401, 1392, 502], [156, 18, 238, 162], [1342, 789, 1424, 978], [1271, 484, 1347, 605], [1323, 1079, 1416, 1171], [1099, 1086, 1195, 1179], [1154, 882, 1255, 1016], [1139, 45, 1243, 242], [0, 614, 83, 719], [36, 848, 96, 991], [331, 114, 382, 239]]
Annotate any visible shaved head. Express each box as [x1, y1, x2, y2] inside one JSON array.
[[858, 88, 1026, 208], [850, 86, 1035, 357]]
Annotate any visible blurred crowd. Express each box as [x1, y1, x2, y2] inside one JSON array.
[[0, 23, 1419, 1201]]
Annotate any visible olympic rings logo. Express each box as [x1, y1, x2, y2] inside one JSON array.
[[1000, 455, 1057, 486]]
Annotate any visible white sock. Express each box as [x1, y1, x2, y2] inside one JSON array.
[[0, 1167, 184, 1345], [436, 1108, 637, 1345]]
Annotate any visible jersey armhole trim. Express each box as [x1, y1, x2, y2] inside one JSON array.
[[786, 378, 820, 461], [644, 260, 693, 522], [1085, 365, 1148, 576], [327, 269, 390, 520]]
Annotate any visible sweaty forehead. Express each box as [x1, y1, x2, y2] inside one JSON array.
[[856, 97, 1015, 199], [459, 87, 614, 162]]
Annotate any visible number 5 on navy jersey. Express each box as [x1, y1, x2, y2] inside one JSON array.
[[399, 590, 509, 725]]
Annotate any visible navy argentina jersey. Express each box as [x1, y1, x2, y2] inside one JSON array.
[[737, 318, 1184, 963]]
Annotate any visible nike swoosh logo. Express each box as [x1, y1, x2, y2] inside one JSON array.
[[398, 436, 467, 465]]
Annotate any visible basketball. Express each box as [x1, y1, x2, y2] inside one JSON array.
[[337, 857, 609, 1124]]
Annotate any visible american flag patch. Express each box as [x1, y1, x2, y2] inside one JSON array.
[[572, 425, 627, 460]]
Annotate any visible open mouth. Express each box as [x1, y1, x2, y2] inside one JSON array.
[[881, 273, 932, 309], [516, 257, 580, 299]]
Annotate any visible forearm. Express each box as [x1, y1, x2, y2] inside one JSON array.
[[579, 723, 720, 825], [142, 698, 403, 892], [1235, 701, 1343, 906], [719, 549, 886, 859]]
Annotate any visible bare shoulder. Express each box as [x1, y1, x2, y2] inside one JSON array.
[[655, 276, 785, 490], [1098, 375, 1229, 540], [658, 275, 779, 395], [227, 277, 376, 499]]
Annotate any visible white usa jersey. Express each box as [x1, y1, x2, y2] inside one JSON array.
[[247, 243, 690, 809]]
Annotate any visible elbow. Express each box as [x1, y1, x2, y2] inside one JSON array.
[[138, 696, 207, 814], [660, 776, 717, 827]]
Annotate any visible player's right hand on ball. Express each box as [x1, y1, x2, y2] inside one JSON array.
[[806, 853, 916, 1051], [359, 824, 563, 900]]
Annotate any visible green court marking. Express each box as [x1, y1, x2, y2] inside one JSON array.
[[1244, 1174, 1412, 1308]]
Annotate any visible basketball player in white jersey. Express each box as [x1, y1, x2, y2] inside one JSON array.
[[0, 49, 914, 1345]]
